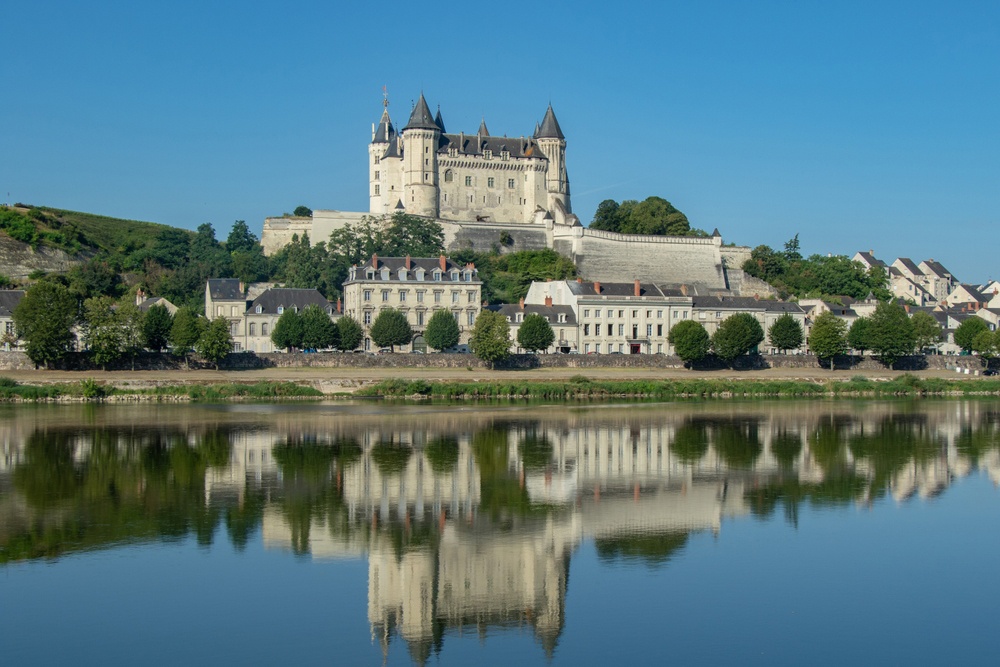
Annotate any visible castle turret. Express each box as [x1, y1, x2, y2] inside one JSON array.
[[401, 94, 440, 218], [370, 106, 394, 214], [536, 105, 570, 216]]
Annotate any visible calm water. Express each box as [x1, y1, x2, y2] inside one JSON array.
[[2, 400, 999, 666]]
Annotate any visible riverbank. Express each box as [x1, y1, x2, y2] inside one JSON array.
[[2, 370, 998, 403]]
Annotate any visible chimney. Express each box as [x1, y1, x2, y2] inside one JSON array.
[[239, 281, 245, 294], [135, 288, 144, 306], [593, 281, 601, 294], [634, 280, 640, 297], [544, 296, 553, 307], [680, 284, 688, 296], [754, 293, 760, 300], [372, 253, 378, 269], [439, 254, 447, 272], [904, 304, 910, 313], [405, 255, 411, 270], [519, 297, 525, 310], [336, 297, 342, 313], [576, 277, 583, 283]]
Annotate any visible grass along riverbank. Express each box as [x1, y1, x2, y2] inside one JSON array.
[[0, 377, 323, 402]]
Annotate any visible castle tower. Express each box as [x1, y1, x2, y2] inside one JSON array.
[[401, 93, 440, 218], [370, 106, 394, 214], [535, 105, 571, 216]]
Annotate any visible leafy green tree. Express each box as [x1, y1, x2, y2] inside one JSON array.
[[589, 199, 622, 232], [337, 315, 364, 351], [225, 220, 258, 254], [971, 329, 997, 361], [300, 305, 339, 350], [231, 246, 269, 284], [116, 301, 146, 370], [13, 281, 77, 368], [868, 301, 915, 369], [83, 296, 123, 370], [848, 316, 872, 355], [910, 311, 942, 352], [742, 245, 789, 283], [196, 316, 233, 369], [783, 234, 802, 261], [169, 307, 205, 367], [711, 313, 764, 365], [293, 206, 312, 217], [383, 213, 445, 257], [470, 310, 511, 368], [151, 228, 192, 269], [668, 320, 711, 367], [623, 196, 693, 236], [767, 313, 804, 353], [517, 313, 555, 353], [424, 309, 460, 351], [370, 308, 413, 351], [142, 304, 173, 352], [808, 311, 848, 370], [954, 317, 989, 354], [67, 259, 123, 299], [271, 308, 304, 352]]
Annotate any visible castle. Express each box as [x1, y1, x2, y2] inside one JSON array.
[[261, 94, 759, 295]]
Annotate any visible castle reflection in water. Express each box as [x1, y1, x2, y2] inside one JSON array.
[[2, 400, 999, 661]]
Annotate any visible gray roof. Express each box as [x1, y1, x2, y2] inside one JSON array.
[[0, 290, 25, 317], [536, 105, 564, 139], [920, 259, 952, 279], [434, 108, 446, 132], [250, 288, 331, 315], [895, 257, 923, 276], [137, 296, 175, 313], [477, 119, 489, 136], [856, 251, 886, 268], [489, 303, 577, 325], [570, 281, 663, 298], [692, 296, 805, 313], [373, 109, 395, 143], [438, 133, 546, 160], [403, 94, 438, 131], [350, 256, 479, 283], [208, 278, 243, 301]]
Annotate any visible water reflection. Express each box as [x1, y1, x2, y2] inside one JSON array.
[[1, 401, 999, 661]]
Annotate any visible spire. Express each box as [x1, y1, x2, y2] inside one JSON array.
[[532, 122, 540, 138], [477, 118, 489, 136], [536, 104, 564, 139], [403, 93, 438, 131], [372, 108, 393, 144], [434, 106, 446, 132]]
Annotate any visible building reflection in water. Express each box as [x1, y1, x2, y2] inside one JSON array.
[[1, 401, 999, 661]]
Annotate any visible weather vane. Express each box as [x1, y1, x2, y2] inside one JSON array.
[[382, 85, 388, 108]]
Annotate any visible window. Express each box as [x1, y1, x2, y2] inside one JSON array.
[[584, 324, 590, 335], [716, 311, 722, 319], [277, 306, 284, 315], [450, 271, 459, 281], [488, 177, 495, 188], [501, 151, 510, 161], [444, 169, 453, 183], [657, 310, 663, 318], [607, 324, 613, 336], [632, 310, 637, 318], [584, 309, 590, 318], [255, 305, 262, 314], [558, 313, 566, 323], [516, 313, 523, 323], [657, 324, 663, 336], [399, 291, 407, 302], [699, 312, 707, 320], [468, 312, 475, 325], [683, 311, 689, 319], [607, 309, 613, 318], [374, 185, 380, 195], [230, 321, 238, 335], [585, 343, 591, 353], [417, 311, 425, 326], [618, 310, 624, 318], [261, 323, 268, 336], [363, 311, 372, 325], [382, 290, 389, 302], [451, 291, 459, 303], [417, 290, 424, 303], [448, 147, 457, 157], [646, 310, 652, 318], [374, 170, 379, 179], [465, 176, 472, 186], [484, 149, 492, 159], [433, 271, 441, 281], [508, 178, 515, 188], [434, 291, 442, 303], [617, 324, 624, 336], [363, 290, 372, 302], [374, 155, 380, 164], [595, 344, 601, 353], [467, 291, 475, 303], [216, 306, 223, 317], [646, 324, 653, 336], [231, 306, 238, 317]]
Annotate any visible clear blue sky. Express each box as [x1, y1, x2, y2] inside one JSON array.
[[3, 1, 997, 283]]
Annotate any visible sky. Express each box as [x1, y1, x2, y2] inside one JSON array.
[[3, 1, 998, 283]]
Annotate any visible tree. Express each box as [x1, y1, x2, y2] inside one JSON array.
[[151, 228, 191, 269], [83, 296, 123, 370], [293, 206, 312, 217], [954, 317, 989, 354], [13, 281, 77, 368], [196, 316, 233, 369], [768, 313, 804, 353], [782, 234, 802, 261], [910, 311, 942, 353], [469, 310, 510, 369], [300, 305, 339, 350], [169, 307, 205, 367], [337, 315, 364, 351], [370, 308, 413, 351], [868, 301, 915, 369], [271, 309, 304, 352], [142, 304, 173, 352], [590, 199, 622, 232], [668, 320, 710, 367], [424, 309, 460, 351], [517, 313, 555, 353], [808, 311, 848, 370], [848, 316, 872, 355], [972, 330, 999, 363], [711, 313, 764, 365], [623, 196, 693, 236], [225, 220, 258, 254], [116, 301, 146, 370]]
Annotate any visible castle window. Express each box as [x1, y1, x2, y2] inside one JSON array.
[[501, 151, 510, 161], [433, 271, 441, 281], [417, 311, 424, 326], [364, 311, 372, 325], [558, 313, 566, 323], [488, 177, 495, 188], [374, 156, 380, 164], [444, 169, 453, 183], [465, 176, 472, 186], [452, 291, 459, 303], [484, 149, 492, 159], [516, 313, 523, 323], [449, 147, 457, 157], [434, 291, 442, 303], [508, 179, 515, 188], [584, 324, 590, 335], [374, 185, 380, 195], [374, 171, 379, 179]]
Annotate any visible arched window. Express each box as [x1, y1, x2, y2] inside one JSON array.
[[444, 169, 453, 183]]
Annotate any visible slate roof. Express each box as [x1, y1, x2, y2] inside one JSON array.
[[692, 296, 805, 313], [895, 257, 923, 276], [137, 296, 176, 313], [569, 281, 664, 298], [208, 278, 243, 301], [438, 133, 546, 160], [856, 251, 886, 268], [403, 94, 438, 131], [349, 256, 479, 283], [920, 259, 952, 279], [0, 290, 25, 317], [489, 304, 577, 325], [373, 109, 394, 143], [250, 288, 331, 315], [536, 105, 565, 139]]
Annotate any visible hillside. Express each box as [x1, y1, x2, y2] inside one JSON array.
[[0, 205, 190, 280]]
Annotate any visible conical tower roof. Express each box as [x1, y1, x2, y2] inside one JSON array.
[[434, 107, 446, 132], [477, 118, 490, 136], [372, 108, 394, 143], [536, 105, 564, 139], [403, 93, 439, 131]]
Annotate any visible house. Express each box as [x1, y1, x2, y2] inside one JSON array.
[[489, 299, 578, 354], [134, 289, 178, 315], [342, 254, 482, 352], [691, 296, 807, 354], [944, 284, 989, 309], [0, 290, 25, 350], [917, 259, 958, 302]]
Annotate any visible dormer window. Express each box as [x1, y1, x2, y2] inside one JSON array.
[[558, 313, 566, 323], [380, 268, 390, 280], [433, 271, 441, 281], [398, 267, 408, 281], [255, 305, 263, 314], [516, 313, 523, 323], [415, 268, 425, 281], [366, 270, 375, 280], [448, 147, 457, 158], [450, 271, 459, 281], [501, 150, 510, 161], [277, 306, 284, 314], [484, 149, 492, 160]]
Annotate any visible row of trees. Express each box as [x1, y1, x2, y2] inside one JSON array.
[[667, 313, 782, 367]]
